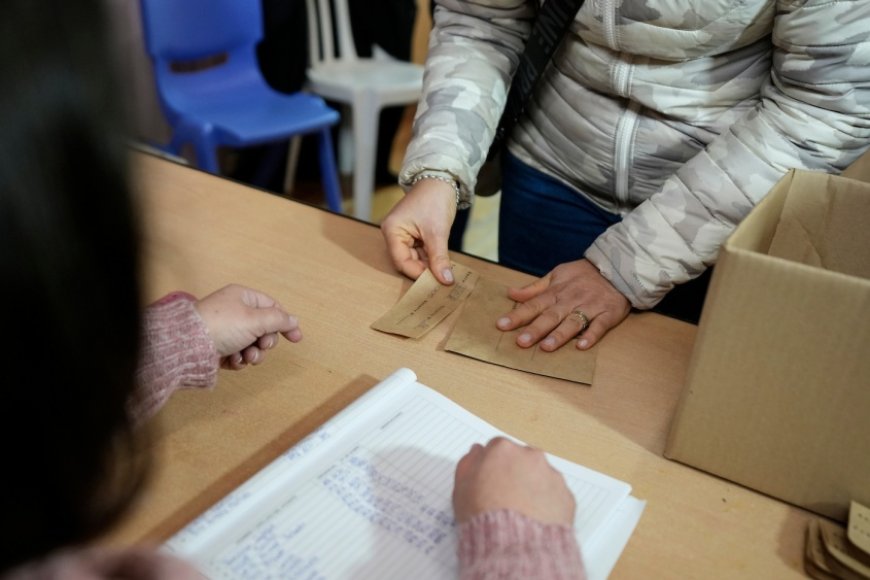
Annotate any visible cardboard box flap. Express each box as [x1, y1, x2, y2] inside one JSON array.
[[727, 171, 792, 255], [727, 170, 870, 279], [767, 172, 870, 278], [841, 148, 870, 182]]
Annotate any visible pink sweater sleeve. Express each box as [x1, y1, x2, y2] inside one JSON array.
[[129, 292, 219, 423], [458, 510, 586, 580]]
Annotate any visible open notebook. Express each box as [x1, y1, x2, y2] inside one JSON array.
[[165, 368, 644, 579]]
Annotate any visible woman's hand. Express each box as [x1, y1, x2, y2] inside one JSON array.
[[497, 259, 630, 351], [453, 437, 575, 525], [194, 284, 303, 370], [380, 178, 458, 285]]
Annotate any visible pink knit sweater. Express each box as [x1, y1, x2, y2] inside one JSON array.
[[129, 292, 219, 423], [458, 510, 585, 579], [4, 295, 584, 579]]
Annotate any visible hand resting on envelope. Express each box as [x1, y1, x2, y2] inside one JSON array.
[[496, 259, 630, 351]]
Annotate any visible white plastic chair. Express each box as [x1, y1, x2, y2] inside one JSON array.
[[302, 0, 424, 220]]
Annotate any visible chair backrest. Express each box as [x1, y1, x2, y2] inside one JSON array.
[[306, 0, 358, 67], [140, 0, 262, 62], [138, 0, 267, 123]]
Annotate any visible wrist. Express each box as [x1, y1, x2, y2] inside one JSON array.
[[151, 290, 197, 308], [409, 171, 470, 210]]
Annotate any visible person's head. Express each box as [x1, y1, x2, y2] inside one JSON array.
[[0, 0, 147, 570]]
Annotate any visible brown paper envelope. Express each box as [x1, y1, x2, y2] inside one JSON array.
[[445, 276, 597, 385], [850, 501, 870, 557], [806, 520, 840, 580], [818, 518, 870, 577], [371, 262, 479, 339]]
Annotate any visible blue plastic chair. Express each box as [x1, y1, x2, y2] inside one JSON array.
[[139, 0, 343, 212]]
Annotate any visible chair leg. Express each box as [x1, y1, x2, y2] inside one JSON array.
[[316, 128, 343, 213], [167, 132, 185, 156], [250, 143, 287, 189], [352, 94, 380, 221], [191, 129, 220, 174], [283, 136, 303, 196], [338, 105, 354, 176]]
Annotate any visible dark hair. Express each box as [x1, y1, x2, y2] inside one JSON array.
[[0, 0, 148, 570]]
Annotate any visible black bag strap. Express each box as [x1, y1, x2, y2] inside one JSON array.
[[488, 0, 585, 161]]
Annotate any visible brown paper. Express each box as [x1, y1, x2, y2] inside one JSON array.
[[849, 501, 870, 556], [818, 518, 870, 579], [445, 276, 597, 385], [806, 519, 841, 580], [371, 263, 479, 338]]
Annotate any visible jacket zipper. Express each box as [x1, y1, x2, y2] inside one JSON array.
[[604, 0, 635, 213], [613, 100, 639, 214], [602, 0, 618, 50]]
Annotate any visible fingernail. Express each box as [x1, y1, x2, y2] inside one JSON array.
[[542, 337, 556, 349], [578, 339, 589, 349], [497, 317, 511, 329], [288, 315, 299, 327], [442, 268, 454, 283], [518, 333, 532, 345]]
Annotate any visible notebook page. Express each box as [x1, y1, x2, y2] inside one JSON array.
[[166, 367, 420, 556], [167, 368, 632, 579], [582, 496, 646, 580]]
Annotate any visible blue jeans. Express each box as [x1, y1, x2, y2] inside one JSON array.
[[498, 151, 712, 323], [498, 152, 620, 277]]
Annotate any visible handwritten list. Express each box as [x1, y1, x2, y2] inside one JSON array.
[[166, 369, 632, 579]]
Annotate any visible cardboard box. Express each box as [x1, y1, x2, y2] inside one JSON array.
[[665, 157, 870, 522]]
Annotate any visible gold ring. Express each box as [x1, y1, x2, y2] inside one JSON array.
[[569, 308, 590, 332]]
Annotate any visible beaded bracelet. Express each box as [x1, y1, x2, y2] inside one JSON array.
[[409, 172, 469, 209]]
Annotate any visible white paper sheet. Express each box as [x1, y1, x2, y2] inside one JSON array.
[[166, 368, 643, 579]]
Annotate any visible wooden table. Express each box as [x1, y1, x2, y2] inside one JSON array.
[[109, 153, 812, 577]]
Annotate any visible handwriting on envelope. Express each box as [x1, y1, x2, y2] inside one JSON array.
[[372, 264, 598, 385], [370, 263, 479, 339]]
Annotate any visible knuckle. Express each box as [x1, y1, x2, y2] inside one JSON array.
[[538, 309, 562, 328], [554, 330, 574, 345], [546, 326, 570, 344], [510, 304, 536, 324]]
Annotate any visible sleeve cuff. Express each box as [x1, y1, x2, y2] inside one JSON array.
[[130, 292, 219, 422], [458, 510, 585, 580]]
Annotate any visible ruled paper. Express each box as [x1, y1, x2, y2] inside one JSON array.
[[166, 368, 634, 579]]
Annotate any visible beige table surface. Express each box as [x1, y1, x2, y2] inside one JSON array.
[[107, 153, 812, 577]]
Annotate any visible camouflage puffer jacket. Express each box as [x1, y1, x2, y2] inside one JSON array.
[[399, 0, 870, 308]]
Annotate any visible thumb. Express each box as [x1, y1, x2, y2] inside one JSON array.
[[247, 306, 300, 339], [239, 287, 281, 309], [427, 233, 454, 285]]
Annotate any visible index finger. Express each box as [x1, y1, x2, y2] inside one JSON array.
[[385, 232, 427, 280], [242, 290, 303, 343], [497, 276, 553, 331], [454, 443, 484, 483], [251, 307, 302, 338], [240, 287, 283, 310], [497, 290, 558, 332]]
